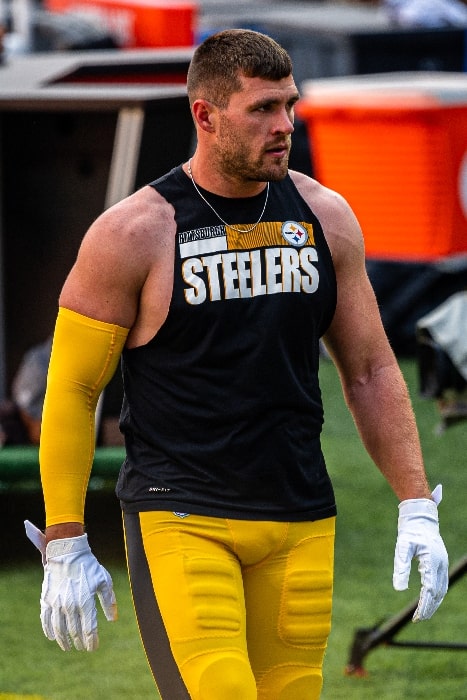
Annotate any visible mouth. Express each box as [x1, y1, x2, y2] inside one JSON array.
[[265, 144, 290, 159]]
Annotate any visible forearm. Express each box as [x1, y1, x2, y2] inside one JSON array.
[[40, 307, 129, 529], [343, 362, 432, 501], [45, 522, 85, 545]]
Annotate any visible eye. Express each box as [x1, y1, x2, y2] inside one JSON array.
[[256, 103, 273, 113]]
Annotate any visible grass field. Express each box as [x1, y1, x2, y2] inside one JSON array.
[[1, 359, 465, 698]]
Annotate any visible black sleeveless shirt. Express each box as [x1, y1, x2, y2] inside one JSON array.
[[116, 166, 337, 521]]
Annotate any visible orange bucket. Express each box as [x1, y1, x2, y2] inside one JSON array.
[[297, 89, 467, 261], [46, 0, 196, 48]]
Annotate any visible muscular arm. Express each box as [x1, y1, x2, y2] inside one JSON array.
[[42, 187, 176, 544], [41, 309, 129, 534], [291, 171, 432, 502]]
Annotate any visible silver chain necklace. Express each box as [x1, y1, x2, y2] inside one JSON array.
[[187, 158, 269, 234]]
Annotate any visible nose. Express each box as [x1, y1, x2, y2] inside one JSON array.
[[273, 107, 295, 135]]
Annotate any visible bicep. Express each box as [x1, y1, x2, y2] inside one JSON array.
[[290, 173, 397, 382], [324, 264, 391, 379], [322, 211, 395, 385], [59, 211, 148, 329]]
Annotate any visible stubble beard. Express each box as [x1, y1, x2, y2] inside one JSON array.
[[218, 147, 290, 184], [215, 123, 291, 184]]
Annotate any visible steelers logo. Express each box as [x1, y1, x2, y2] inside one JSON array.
[[281, 221, 309, 247]]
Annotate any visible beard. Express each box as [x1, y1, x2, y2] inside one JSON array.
[[215, 117, 291, 183]]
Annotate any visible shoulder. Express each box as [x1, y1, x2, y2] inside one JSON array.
[[288, 169, 365, 267], [80, 185, 177, 266], [94, 185, 175, 242], [59, 184, 178, 328], [288, 169, 358, 229]]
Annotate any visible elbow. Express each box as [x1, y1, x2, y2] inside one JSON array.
[[342, 360, 403, 406]]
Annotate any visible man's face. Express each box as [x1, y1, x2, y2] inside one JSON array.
[[212, 73, 300, 184]]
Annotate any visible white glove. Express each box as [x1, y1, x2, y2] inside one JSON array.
[[393, 485, 449, 621], [25, 520, 117, 651]]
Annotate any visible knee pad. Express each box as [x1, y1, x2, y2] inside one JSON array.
[[257, 664, 323, 700], [186, 652, 257, 700]]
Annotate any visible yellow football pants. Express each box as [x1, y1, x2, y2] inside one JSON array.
[[123, 511, 335, 700]]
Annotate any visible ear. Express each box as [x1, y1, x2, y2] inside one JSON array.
[[192, 99, 217, 133]]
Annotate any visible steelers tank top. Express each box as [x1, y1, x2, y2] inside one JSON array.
[[116, 165, 337, 521]]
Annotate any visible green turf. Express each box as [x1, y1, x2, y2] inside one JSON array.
[[319, 358, 467, 699], [1, 359, 465, 698]]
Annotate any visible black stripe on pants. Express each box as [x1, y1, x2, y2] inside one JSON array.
[[123, 511, 191, 699]]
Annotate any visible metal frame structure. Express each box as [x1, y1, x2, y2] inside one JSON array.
[[345, 554, 467, 676], [0, 48, 193, 397]]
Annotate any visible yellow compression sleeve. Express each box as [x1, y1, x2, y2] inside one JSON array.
[[40, 307, 129, 527]]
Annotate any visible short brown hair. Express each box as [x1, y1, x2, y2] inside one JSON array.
[[187, 29, 293, 108]]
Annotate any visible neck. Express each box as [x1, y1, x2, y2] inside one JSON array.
[[184, 156, 267, 198], [186, 157, 270, 235]]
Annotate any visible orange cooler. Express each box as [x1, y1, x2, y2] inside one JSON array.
[[296, 76, 467, 261], [46, 0, 196, 48]]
